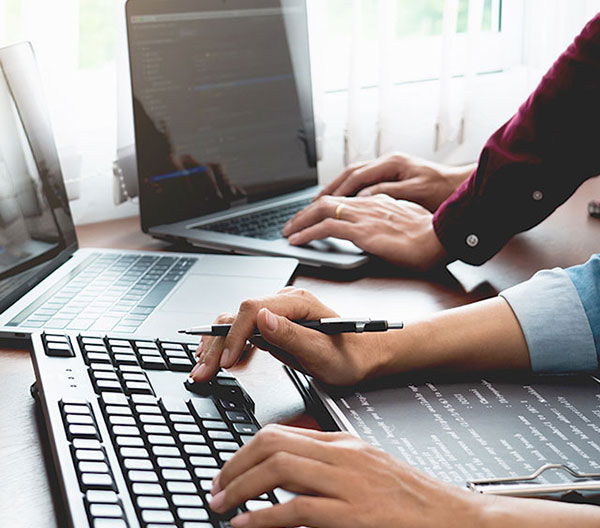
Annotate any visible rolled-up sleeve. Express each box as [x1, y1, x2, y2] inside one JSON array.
[[500, 262, 599, 373]]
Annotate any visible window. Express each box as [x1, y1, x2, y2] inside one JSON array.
[[311, 0, 504, 91]]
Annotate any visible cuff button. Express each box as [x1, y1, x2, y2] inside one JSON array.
[[466, 234, 479, 248], [532, 190, 543, 201]]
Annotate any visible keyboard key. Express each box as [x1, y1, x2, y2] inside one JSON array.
[[189, 398, 221, 420], [79, 462, 110, 473], [166, 481, 197, 494], [183, 444, 211, 456], [156, 457, 186, 469], [152, 446, 181, 457], [141, 509, 175, 524], [172, 494, 203, 507], [225, 410, 251, 423], [88, 503, 123, 518], [161, 469, 192, 481], [120, 447, 150, 459], [75, 449, 106, 462], [124, 458, 153, 470], [179, 434, 206, 444], [68, 425, 99, 440], [189, 456, 218, 467], [131, 483, 164, 496], [177, 508, 209, 521], [86, 490, 118, 503], [233, 423, 259, 434], [193, 467, 219, 479], [129, 470, 159, 483], [137, 496, 169, 509], [81, 472, 115, 490]]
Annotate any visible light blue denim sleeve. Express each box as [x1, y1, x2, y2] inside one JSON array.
[[499, 265, 598, 373]]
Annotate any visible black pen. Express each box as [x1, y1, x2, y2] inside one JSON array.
[[178, 317, 404, 337]]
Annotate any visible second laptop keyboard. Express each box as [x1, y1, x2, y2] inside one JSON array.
[[201, 198, 312, 241], [8, 253, 196, 333]]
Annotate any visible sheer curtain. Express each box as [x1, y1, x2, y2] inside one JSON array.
[[0, 0, 137, 224], [309, 0, 600, 183]]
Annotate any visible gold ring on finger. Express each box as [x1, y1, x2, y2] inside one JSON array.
[[335, 203, 345, 221]]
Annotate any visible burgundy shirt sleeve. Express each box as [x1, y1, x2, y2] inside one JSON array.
[[433, 14, 600, 265]]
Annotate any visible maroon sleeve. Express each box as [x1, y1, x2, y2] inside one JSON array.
[[433, 14, 600, 265]]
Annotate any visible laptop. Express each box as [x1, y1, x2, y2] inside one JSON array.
[[125, 0, 369, 269], [0, 42, 298, 342]]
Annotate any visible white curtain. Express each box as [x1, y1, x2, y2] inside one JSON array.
[[0, 0, 137, 224], [309, 0, 600, 180]]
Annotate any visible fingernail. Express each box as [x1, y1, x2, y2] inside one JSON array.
[[288, 234, 300, 245], [209, 490, 226, 512], [191, 363, 208, 380], [360, 189, 371, 196], [264, 309, 278, 332], [195, 341, 204, 356], [282, 221, 291, 235], [231, 513, 251, 528], [220, 348, 233, 367], [211, 473, 221, 495]]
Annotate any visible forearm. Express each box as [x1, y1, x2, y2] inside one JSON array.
[[481, 494, 600, 528], [372, 297, 530, 377]]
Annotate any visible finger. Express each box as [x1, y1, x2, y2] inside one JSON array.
[[191, 336, 225, 381], [316, 162, 368, 199], [357, 179, 422, 201], [230, 496, 348, 528], [284, 197, 355, 237], [215, 425, 351, 494], [287, 218, 359, 247], [193, 312, 235, 369], [221, 294, 335, 369], [333, 158, 398, 197], [211, 452, 346, 514]]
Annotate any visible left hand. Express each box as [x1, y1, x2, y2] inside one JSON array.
[[282, 194, 448, 271], [209, 424, 485, 528]]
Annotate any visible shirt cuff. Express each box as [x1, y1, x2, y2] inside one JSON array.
[[499, 268, 598, 373]]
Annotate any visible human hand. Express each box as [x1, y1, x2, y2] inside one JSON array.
[[317, 153, 474, 212], [209, 424, 485, 528], [282, 194, 448, 271], [190, 287, 388, 386]]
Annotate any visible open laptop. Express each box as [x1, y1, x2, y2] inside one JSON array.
[[0, 42, 298, 342], [125, 0, 369, 269]]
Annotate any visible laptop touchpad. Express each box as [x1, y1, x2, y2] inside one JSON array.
[[306, 238, 363, 255]]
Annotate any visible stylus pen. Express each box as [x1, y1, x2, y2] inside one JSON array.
[[178, 318, 404, 337]]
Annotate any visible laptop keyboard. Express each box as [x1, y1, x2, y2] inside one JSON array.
[[201, 198, 312, 241], [35, 332, 276, 527], [8, 254, 196, 333]]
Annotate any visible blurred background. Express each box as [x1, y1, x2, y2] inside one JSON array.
[[0, 0, 598, 224]]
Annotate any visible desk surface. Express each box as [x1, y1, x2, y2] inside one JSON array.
[[1, 177, 599, 527]]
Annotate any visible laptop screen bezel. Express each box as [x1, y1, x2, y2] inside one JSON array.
[[0, 43, 78, 314], [125, 0, 319, 232]]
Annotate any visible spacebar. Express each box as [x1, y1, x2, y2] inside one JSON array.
[[137, 281, 178, 308]]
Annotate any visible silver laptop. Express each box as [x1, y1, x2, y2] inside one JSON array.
[[126, 0, 369, 269], [0, 42, 298, 342]]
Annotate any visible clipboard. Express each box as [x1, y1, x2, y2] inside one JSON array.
[[468, 463, 600, 499], [285, 367, 600, 504]]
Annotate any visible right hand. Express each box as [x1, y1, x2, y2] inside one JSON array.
[[317, 153, 474, 212], [190, 287, 390, 386]]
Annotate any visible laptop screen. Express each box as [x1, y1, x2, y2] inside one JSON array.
[[0, 44, 77, 312], [127, 0, 318, 230]]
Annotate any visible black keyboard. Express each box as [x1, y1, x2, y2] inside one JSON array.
[[201, 198, 312, 241], [8, 253, 197, 333], [32, 331, 278, 528]]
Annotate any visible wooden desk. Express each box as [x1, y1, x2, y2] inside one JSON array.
[[1, 177, 599, 527]]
